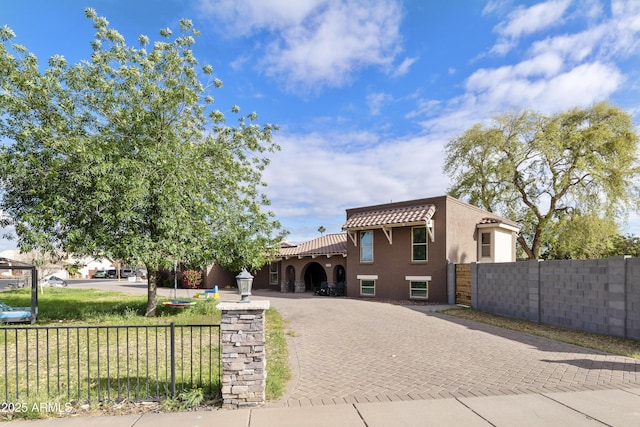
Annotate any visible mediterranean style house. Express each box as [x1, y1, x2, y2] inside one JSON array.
[[204, 195, 519, 303]]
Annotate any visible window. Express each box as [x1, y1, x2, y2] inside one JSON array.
[[481, 232, 491, 258], [360, 231, 373, 263], [269, 262, 279, 285], [406, 276, 431, 299], [360, 279, 375, 296], [358, 274, 378, 296], [410, 281, 428, 299], [412, 227, 427, 262]]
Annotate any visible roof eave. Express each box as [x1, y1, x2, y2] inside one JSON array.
[[476, 222, 520, 232], [342, 220, 430, 231]]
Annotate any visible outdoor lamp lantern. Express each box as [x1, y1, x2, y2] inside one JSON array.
[[236, 268, 254, 303]]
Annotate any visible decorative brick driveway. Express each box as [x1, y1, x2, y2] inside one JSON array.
[[253, 291, 640, 408]]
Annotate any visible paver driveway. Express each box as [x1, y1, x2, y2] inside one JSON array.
[[252, 290, 640, 408]]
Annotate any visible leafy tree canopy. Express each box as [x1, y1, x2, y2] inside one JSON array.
[[444, 102, 640, 260], [0, 9, 285, 315], [606, 234, 640, 258]]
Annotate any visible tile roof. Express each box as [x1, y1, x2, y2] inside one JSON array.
[[342, 204, 436, 230], [278, 233, 347, 258], [478, 217, 520, 229], [479, 217, 503, 224]]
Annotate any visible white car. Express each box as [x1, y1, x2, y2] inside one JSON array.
[[40, 276, 68, 287]]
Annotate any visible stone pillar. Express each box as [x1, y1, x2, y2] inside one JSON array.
[[218, 300, 270, 409]]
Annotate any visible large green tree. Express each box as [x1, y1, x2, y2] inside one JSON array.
[[444, 102, 640, 259], [0, 9, 284, 315]]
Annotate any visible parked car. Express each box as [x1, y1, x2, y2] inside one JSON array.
[[120, 269, 134, 278], [93, 270, 107, 278], [107, 269, 117, 278], [40, 276, 68, 287]]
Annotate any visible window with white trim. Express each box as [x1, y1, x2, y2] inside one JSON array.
[[481, 232, 491, 258], [269, 262, 279, 285], [409, 281, 428, 299], [360, 279, 375, 296], [412, 226, 427, 262], [360, 231, 373, 263], [406, 275, 430, 299]]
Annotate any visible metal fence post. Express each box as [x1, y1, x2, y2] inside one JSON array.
[[170, 322, 176, 397]]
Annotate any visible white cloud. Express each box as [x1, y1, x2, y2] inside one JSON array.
[[262, 131, 448, 241], [424, 61, 620, 132], [417, 0, 638, 134], [391, 56, 418, 78], [482, 0, 514, 16], [530, 27, 604, 63], [205, 0, 640, 242], [490, 0, 572, 55], [609, 0, 640, 57], [198, 0, 324, 35], [198, 0, 404, 90], [366, 92, 393, 116], [464, 53, 623, 113]]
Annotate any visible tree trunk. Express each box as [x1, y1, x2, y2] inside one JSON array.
[[518, 235, 536, 260], [145, 266, 159, 317]]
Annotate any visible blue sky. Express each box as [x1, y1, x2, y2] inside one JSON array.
[[1, 0, 640, 250]]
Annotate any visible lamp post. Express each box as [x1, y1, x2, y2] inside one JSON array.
[[236, 268, 254, 303]]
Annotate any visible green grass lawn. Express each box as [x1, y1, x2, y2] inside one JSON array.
[[0, 288, 290, 419], [0, 287, 221, 324]]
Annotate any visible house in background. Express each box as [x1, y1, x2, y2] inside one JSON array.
[[342, 195, 519, 302]]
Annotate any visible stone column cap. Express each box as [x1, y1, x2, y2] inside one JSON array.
[[217, 300, 270, 311]]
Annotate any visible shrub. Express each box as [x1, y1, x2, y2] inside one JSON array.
[[182, 269, 202, 289]]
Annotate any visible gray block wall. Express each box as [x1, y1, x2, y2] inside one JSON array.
[[539, 259, 610, 334], [474, 260, 540, 323], [466, 257, 640, 340], [627, 258, 640, 339]]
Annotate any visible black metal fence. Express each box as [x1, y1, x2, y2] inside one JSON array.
[[1, 323, 221, 404]]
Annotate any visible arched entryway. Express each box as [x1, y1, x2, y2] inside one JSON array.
[[303, 262, 327, 292], [286, 265, 295, 292], [334, 265, 346, 284]]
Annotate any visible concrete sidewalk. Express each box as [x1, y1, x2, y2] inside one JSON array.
[[3, 388, 640, 426]]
